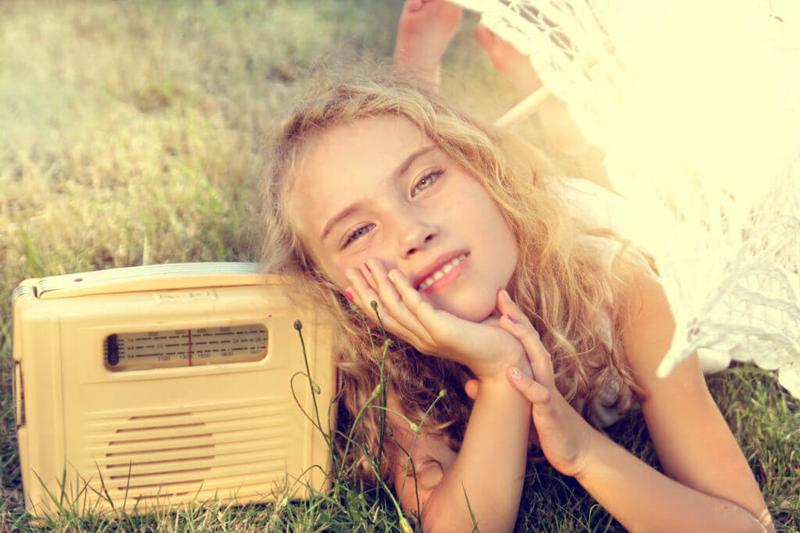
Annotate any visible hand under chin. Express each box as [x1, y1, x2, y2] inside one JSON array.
[[429, 293, 502, 324]]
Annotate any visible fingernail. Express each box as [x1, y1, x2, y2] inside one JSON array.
[[505, 314, 517, 324], [345, 288, 354, 301], [387, 270, 396, 283], [510, 367, 522, 380]]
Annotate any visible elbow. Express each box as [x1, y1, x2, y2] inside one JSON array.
[[726, 504, 775, 533], [418, 497, 459, 533], [737, 516, 775, 533], [420, 497, 512, 533], [751, 508, 776, 533]]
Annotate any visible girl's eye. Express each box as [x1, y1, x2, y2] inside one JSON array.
[[411, 169, 444, 198], [342, 223, 375, 248]]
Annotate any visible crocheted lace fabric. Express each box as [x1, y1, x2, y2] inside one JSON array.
[[453, 0, 800, 398]]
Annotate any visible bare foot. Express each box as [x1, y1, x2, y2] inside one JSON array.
[[475, 23, 594, 157], [394, 0, 463, 89], [474, 23, 541, 93]]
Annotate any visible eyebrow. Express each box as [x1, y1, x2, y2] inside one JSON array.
[[319, 144, 438, 242]]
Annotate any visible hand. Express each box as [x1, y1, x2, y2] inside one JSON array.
[[343, 258, 525, 380], [465, 296, 598, 479]]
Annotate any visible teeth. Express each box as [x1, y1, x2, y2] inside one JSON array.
[[419, 254, 466, 290]]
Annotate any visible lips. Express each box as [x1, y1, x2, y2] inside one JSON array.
[[413, 250, 470, 290]]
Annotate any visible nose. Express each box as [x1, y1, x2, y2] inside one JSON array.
[[399, 218, 437, 259]]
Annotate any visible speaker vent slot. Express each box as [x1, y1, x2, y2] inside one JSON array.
[[79, 398, 291, 505]]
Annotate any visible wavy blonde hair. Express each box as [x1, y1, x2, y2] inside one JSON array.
[[260, 71, 650, 485]]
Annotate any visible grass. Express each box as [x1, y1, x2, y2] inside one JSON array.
[[0, 0, 798, 531]]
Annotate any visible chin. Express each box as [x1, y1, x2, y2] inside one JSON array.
[[437, 292, 497, 323]]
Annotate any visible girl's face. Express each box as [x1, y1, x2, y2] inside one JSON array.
[[289, 115, 518, 322]]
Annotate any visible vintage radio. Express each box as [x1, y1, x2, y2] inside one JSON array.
[[11, 262, 336, 515]]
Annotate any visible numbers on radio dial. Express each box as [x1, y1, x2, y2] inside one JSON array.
[[103, 324, 268, 371]]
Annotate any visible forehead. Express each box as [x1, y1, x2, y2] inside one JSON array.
[[288, 115, 430, 239]]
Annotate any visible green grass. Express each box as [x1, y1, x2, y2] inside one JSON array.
[[1, 1, 798, 531]]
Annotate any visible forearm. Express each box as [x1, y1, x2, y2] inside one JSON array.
[[577, 431, 774, 533], [421, 368, 531, 533]]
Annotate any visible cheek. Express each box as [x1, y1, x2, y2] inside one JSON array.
[[321, 261, 348, 290], [472, 197, 516, 249], [299, 244, 347, 292], [326, 242, 397, 290], [323, 255, 365, 291], [502, 219, 520, 259]]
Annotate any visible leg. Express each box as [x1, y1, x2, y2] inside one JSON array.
[[474, 24, 591, 155], [474, 23, 541, 93], [393, 0, 463, 90], [475, 24, 611, 189]]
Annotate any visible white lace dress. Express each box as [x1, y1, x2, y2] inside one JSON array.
[[549, 176, 719, 428]]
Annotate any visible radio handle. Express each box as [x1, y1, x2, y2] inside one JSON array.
[[35, 262, 287, 300]]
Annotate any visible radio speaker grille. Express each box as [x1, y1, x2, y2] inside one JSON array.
[[79, 398, 292, 506]]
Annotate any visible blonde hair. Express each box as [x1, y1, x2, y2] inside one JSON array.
[[260, 71, 649, 485]]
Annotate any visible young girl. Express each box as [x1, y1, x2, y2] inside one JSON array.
[[259, 2, 774, 531]]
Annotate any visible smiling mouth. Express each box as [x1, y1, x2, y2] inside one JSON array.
[[417, 253, 468, 291]]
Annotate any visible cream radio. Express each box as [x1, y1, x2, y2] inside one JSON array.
[[11, 262, 336, 515]]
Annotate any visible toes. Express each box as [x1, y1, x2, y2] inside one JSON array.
[[406, 0, 425, 14]]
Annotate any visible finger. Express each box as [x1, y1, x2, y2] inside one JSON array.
[[344, 267, 378, 312], [365, 259, 433, 343], [497, 289, 533, 328], [344, 268, 418, 340], [363, 259, 403, 310], [508, 366, 551, 405], [496, 290, 550, 377], [359, 262, 379, 293], [385, 268, 440, 326], [499, 315, 555, 389], [464, 379, 479, 401], [345, 267, 391, 319]]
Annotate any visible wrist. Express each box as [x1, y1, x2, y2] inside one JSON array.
[[472, 369, 533, 415], [476, 351, 532, 384], [573, 426, 612, 482]]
